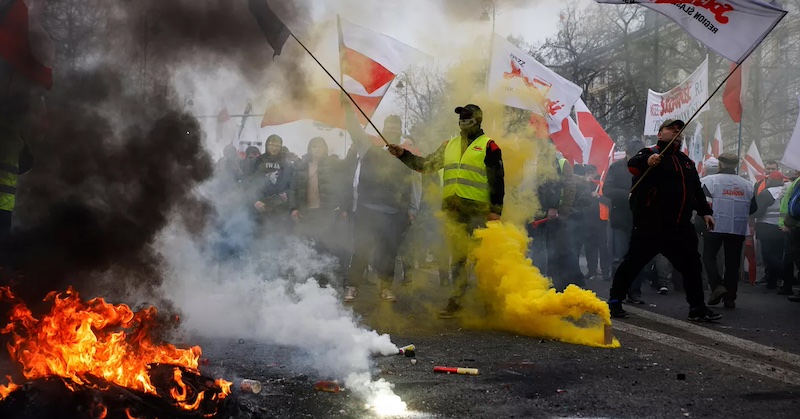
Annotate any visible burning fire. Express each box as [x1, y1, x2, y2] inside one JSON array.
[[0, 287, 231, 409]]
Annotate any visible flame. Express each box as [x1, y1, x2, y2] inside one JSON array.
[[0, 286, 232, 410]]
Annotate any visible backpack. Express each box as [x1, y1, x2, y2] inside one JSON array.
[[789, 180, 800, 219]]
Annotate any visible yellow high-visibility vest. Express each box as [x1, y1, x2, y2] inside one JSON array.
[[0, 127, 23, 212], [442, 135, 491, 203]]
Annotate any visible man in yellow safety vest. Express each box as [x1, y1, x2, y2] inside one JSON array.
[[389, 104, 504, 318], [0, 122, 33, 242]]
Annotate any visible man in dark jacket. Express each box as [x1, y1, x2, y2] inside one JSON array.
[[603, 139, 648, 303], [250, 134, 295, 236], [751, 171, 787, 290], [608, 119, 720, 322], [290, 137, 349, 285], [343, 103, 418, 303]]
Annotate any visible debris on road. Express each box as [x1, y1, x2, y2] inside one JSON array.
[[314, 381, 342, 393], [398, 344, 415, 355], [240, 379, 262, 394], [433, 366, 479, 375]]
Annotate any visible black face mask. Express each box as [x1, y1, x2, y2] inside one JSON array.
[[459, 118, 478, 130]]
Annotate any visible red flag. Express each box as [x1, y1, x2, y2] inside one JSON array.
[[575, 99, 614, 174], [0, 0, 52, 89], [549, 116, 587, 165], [723, 61, 749, 123], [217, 107, 231, 124]]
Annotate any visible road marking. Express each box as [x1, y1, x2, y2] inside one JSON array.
[[613, 321, 800, 387], [623, 305, 800, 368]]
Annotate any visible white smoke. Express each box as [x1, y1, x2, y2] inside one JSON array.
[[154, 173, 404, 410], [157, 229, 398, 376]]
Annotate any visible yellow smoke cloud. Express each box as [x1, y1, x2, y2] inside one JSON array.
[[467, 222, 619, 348], [427, 51, 619, 349]]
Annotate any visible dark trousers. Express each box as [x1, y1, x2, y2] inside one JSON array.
[[611, 227, 645, 298], [0, 210, 11, 242], [444, 209, 485, 303], [782, 230, 800, 290], [585, 220, 611, 277], [0, 210, 11, 268], [759, 237, 784, 287], [296, 208, 350, 284], [610, 226, 706, 309], [703, 233, 745, 301], [547, 217, 583, 291], [347, 207, 409, 289]]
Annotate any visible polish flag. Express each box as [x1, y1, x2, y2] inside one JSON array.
[[574, 98, 614, 174], [711, 124, 723, 157], [549, 116, 589, 165], [742, 141, 765, 183], [262, 17, 426, 130], [723, 60, 749, 123]]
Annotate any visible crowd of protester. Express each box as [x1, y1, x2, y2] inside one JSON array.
[[527, 124, 800, 318], [210, 111, 799, 318]]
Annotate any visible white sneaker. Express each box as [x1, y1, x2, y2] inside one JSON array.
[[659, 286, 669, 295], [380, 288, 396, 302], [344, 287, 358, 302]]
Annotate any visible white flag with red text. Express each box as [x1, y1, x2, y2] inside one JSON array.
[[487, 34, 582, 127], [644, 56, 708, 136], [595, 0, 787, 64]]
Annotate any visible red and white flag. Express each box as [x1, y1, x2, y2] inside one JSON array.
[[723, 60, 750, 123], [487, 34, 582, 127], [262, 17, 426, 130], [575, 98, 615, 174], [0, 0, 53, 89], [711, 123, 723, 157], [595, 1, 787, 64], [549, 116, 589, 165], [742, 140, 764, 183]]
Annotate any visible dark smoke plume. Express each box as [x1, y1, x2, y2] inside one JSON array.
[[0, 0, 309, 305]]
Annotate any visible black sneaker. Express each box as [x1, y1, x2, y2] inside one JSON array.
[[625, 296, 645, 305], [438, 298, 463, 319], [608, 300, 628, 318], [723, 300, 735, 309], [688, 308, 722, 322], [707, 286, 727, 306]]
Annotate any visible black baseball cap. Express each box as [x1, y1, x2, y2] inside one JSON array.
[[455, 104, 483, 122], [658, 119, 685, 131]]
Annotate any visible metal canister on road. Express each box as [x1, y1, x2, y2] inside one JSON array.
[[314, 380, 342, 393], [240, 379, 262, 394]]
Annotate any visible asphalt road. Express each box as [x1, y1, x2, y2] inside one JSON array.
[[193, 268, 800, 419], [1, 267, 798, 418]]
